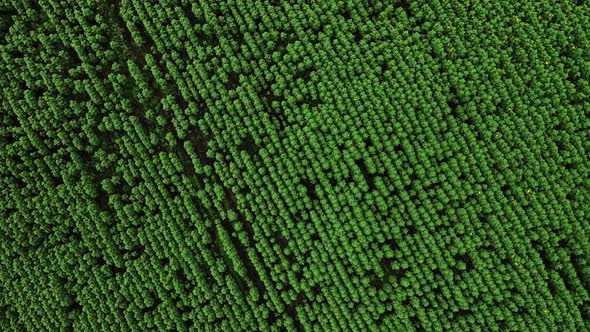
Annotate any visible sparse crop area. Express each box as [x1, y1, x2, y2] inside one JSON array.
[[1, 1, 589, 331]]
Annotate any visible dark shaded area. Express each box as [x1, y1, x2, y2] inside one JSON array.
[[353, 30, 363, 43], [238, 133, 259, 157], [181, 4, 205, 26], [452, 308, 473, 320], [95, 190, 111, 212], [293, 65, 315, 82], [283, 292, 306, 331], [405, 224, 417, 236], [120, 244, 145, 260], [301, 178, 318, 201], [65, 300, 82, 314], [225, 72, 240, 90], [108, 264, 126, 275], [375, 306, 396, 325], [409, 316, 425, 332], [259, 85, 290, 130], [188, 129, 214, 166], [140, 295, 163, 314], [452, 253, 474, 275], [272, 231, 289, 250], [266, 310, 277, 326], [354, 159, 376, 191]]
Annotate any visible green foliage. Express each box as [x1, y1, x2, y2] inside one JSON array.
[[1, 0, 590, 331]]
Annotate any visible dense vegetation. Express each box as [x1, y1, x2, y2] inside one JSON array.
[[1, 0, 589, 330]]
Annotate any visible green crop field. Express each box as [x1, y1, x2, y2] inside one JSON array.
[[1, 0, 589, 331]]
